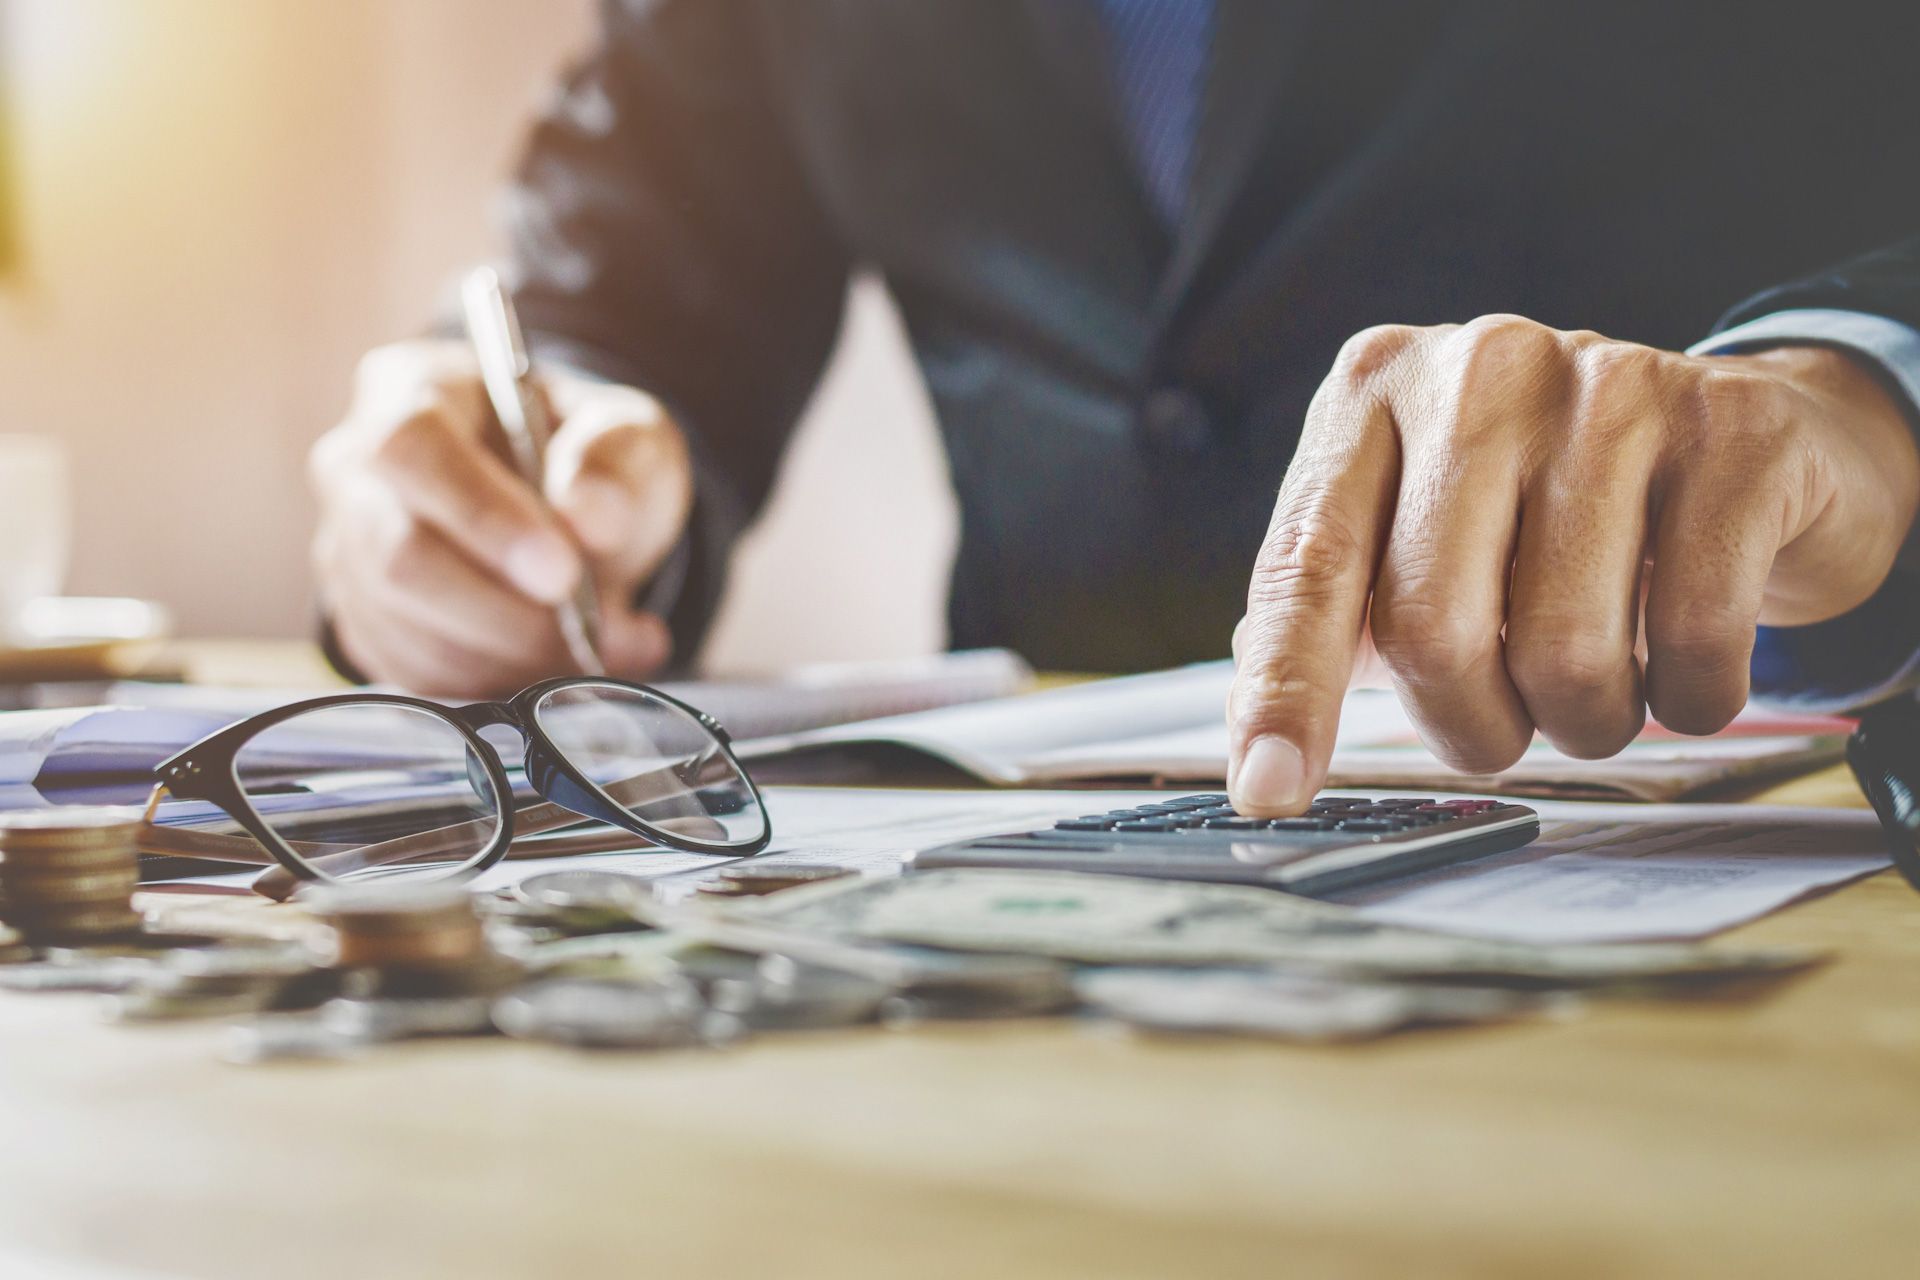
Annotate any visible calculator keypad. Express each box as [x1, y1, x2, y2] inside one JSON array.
[[1053, 795, 1508, 837]]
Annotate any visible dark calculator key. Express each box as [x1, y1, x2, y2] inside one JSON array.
[[1190, 805, 1240, 818], [1201, 817, 1268, 830], [1267, 818, 1339, 832], [1372, 799, 1433, 810], [1181, 794, 1230, 806], [1112, 819, 1182, 832], [1336, 819, 1400, 833], [1054, 819, 1116, 831], [1153, 797, 1219, 810]]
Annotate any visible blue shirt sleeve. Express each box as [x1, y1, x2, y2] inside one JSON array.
[[1687, 308, 1920, 713]]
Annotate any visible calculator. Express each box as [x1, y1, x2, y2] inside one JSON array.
[[908, 794, 1540, 896]]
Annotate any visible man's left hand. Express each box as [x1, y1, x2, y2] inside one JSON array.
[[1228, 315, 1920, 815]]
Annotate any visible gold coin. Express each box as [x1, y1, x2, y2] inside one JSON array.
[[0, 867, 139, 905], [0, 807, 144, 833], [0, 844, 139, 872], [14, 907, 145, 944]]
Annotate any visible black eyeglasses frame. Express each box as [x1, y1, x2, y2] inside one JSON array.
[[151, 676, 772, 883]]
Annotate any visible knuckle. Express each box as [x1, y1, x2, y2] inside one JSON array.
[[1506, 624, 1630, 699], [1446, 315, 1567, 428], [1457, 313, 1555, 356], [1334, 324, 1419, 384], [1426, 731, 1530, 778], [1251, 507, 1366, 603], [1229, 660, 1333, 736], [1646, 603, 1752, 669], [1370, 595, 1492, 684], [373, 406, 460, 475]]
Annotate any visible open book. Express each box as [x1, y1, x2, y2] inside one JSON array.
[[735, 661, 1850, 802]]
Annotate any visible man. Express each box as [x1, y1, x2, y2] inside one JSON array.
[[310, 1, 1920, 818]]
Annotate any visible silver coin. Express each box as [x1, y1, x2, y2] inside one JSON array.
[[492, 975, 710, 1049], [319, 994, 496, 1042], [717, 864, 856, 887], [104, 983, 286, 1023], [513, 870, 651, 912], [710, 958, 894, 1031], [223, 1014, 365, 1065], [162, 941, 317, 981], [886, 952, 1078, 1020], [0, 957, 155, 993]]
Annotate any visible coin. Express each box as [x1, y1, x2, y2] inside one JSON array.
[[0, 844, 140, 872], [224, 1014, 364, 1065], [0, 868, 141, 902], [105, 978, 289, 1023], [320, 994, 496, 1041], [162, 940, 317, 981], [0, 956, 155, 993], [301, 882, 490, 971], [492, 976, 713, 1050], [710, 957, 893, 1031], [0, 807, 144, 832], [514, 869, 651, 911], [884, 952, 1078, 1021], [716, 864, 857, 894], [9, 906, 146, 946]]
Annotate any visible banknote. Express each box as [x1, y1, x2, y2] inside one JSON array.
[[742, 869, 1822, 983]]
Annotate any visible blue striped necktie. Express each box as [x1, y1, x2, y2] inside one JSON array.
[[1092, 0, 1217, 227]]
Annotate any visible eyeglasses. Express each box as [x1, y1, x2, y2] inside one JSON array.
[[1846, 696, 1920, 894], [144, 677, 771, 890]]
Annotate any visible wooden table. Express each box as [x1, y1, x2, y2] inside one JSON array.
[[2, 754, 1916, 1278]]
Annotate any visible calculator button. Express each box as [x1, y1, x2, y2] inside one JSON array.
[[1054, 819, 1116, 831], [1336, 819, 1399, 833], [1190, 805, 1239, 818], [1112, 819, 1182, 832], [1181, 794, 1230, 806], [1201, 817, 1268, 830], [1267, 818, 1339, 832]]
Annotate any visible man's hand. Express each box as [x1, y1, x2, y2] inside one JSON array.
[[1228, 315, 1920, 815], [310, 340, 693, 697]]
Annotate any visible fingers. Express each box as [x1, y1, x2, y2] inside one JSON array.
[[365, 402, 581, 605], [543, 384, 694, 592], [1229, 329, 1407, 816], [1503, 345, 1664, 757], [312, 342, 692, 696], [324, 497, 673, 697], [1369, 419, 1534, 774], [1641, 386, 1780, 734]]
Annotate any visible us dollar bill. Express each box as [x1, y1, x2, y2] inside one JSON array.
[[742, 869, 1820, 983]]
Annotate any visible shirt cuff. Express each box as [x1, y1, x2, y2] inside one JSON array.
[[1689, 308, 1920, 712]]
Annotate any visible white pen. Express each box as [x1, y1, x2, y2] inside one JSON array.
[[460, 266, 607, 676]]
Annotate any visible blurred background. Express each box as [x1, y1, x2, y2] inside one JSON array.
[[0, 0, 955, 672]]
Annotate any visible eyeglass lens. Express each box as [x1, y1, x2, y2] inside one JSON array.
[[532, 681, 767, 848], [231, 702, 504, 883]]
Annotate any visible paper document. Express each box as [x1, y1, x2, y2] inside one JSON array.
[[156, 787, 1892, 944], [0, 649, 1033, 809], [1336, 800, 1887, 943], [737, 661, 1848, 800]]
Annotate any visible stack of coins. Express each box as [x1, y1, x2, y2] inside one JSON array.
[[0, 808, 146, 946], [696, 864, 856, 899], [300, 882, 489, 973]]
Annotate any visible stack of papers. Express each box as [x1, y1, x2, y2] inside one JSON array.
[[272, 787, 1884, 946], [738, 662, 1849, 801]]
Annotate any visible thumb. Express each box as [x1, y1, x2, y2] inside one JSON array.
[[543, 387, 693, 593]]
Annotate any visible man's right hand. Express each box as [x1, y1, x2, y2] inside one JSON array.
[[310, 340, 693, 697]]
